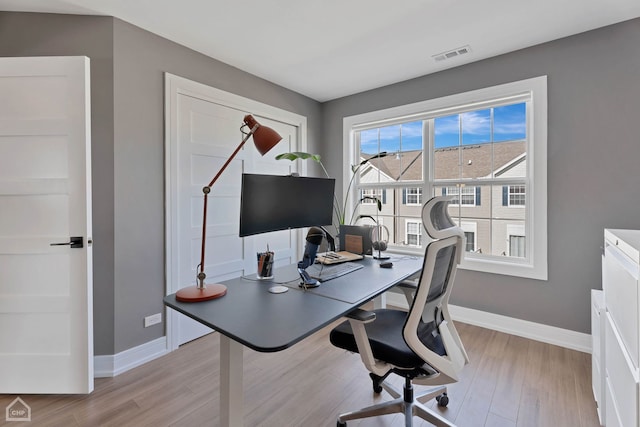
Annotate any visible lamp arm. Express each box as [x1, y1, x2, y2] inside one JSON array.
[[197, 124, 258, 288]]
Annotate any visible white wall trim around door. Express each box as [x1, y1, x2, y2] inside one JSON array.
[[385, 292, 591, 354], [164, 73, 308, 352], [94, 337, 168, 378]]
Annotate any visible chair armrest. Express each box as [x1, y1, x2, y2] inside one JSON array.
[[346, 308, 376, 323], [396, 278, 418, 290], [395, 279, 418, 307], [346, 309, 389, 377]]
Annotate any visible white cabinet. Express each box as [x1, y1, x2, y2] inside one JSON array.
[[601, 229, 640, 427]]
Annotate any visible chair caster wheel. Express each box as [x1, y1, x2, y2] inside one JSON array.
[[337, 420, 346, 427], [436, 392, 449, 407]]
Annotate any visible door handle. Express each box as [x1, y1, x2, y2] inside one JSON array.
[[50, 236, 84, 249]]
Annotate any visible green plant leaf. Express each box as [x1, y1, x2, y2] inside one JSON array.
[[275, 152, 321, 163]]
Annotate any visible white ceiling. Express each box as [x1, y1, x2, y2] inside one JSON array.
[[2, 0, 640, 101]]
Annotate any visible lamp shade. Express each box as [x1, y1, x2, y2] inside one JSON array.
[[244, 115, 282, 155]]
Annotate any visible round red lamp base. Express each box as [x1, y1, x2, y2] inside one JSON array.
[[175, 284, 227, 302]]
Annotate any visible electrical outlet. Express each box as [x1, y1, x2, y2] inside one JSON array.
[[144, 313, 162, 328]]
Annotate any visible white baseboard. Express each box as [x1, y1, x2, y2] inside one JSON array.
[[385, 292, 591, 354], [94, 337, 169, 378]]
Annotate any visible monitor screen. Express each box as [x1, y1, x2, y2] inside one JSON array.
[[239, 174, 335, 237]]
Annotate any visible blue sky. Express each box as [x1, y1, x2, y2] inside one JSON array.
[[360, 102, 526, 153]]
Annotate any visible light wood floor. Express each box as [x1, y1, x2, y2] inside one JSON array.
[[0, 320, 600, 427]]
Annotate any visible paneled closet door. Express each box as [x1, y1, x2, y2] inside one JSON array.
[[170, 88, 300, 345]]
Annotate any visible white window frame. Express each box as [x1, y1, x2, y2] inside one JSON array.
[[343, 76, 547, 280]]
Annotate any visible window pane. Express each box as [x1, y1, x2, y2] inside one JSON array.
[[379, 124, 401, 153], [494, 103, 526, 142], [434, 114, 459, 149], [461, 109, 491, 145], [358, 121, 424, 184], [354, 186, 424, 248], [402, 122, 424, 150], [433, 184, 526, 259], [397, 121, 423, 181], [360, 128, 380, 155], [460, 139, 527, 180]]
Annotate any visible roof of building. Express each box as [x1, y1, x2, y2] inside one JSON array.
[[363, 140, 525, 181]]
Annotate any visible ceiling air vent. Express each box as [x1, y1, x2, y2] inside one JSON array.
[[433, 45, 471, 62]]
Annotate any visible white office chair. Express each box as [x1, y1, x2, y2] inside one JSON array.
[[330, 196, 469, 426]]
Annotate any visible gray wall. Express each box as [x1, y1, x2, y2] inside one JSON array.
[[322, 18, 640, 334], [1, 12, 323, 354]]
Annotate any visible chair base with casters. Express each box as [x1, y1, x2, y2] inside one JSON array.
[[336, 371, 453, 427], [331, 308, 458, 427]]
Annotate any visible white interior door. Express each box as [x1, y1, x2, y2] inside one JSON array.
[[165, 74, 305, 347], [0, 56, 93, 393]]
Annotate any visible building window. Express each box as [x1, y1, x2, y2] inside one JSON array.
[[444, 186, 479, 206], [406, 221, 422, 247], [403, 187, 422, 205], [506, 185, 526, 206], [509, 235, 526, 257], [345, 76, 547, 280]]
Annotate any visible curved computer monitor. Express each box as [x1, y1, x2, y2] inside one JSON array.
[[239, 173, 335, 237]]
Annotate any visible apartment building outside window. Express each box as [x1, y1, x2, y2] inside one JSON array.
[[344, 77, 547, 280]]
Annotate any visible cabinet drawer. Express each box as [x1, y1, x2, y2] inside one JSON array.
[[592, 360, 602, 413], [605, 313, 639, 427], [592, 289, 605, 424], [592, 289, 604, 365], [604, 242, 640, 369]]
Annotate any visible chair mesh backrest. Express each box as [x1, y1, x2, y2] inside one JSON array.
[[425, 244, 457, 305]]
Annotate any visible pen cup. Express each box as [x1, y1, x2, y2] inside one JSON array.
[[257, 251, 274, 279]]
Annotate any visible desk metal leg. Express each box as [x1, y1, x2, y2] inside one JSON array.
[[220, 335, 243, 427], [373, 293, 387, 309]]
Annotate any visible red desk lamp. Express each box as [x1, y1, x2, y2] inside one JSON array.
[[176, 115, 282, 302]]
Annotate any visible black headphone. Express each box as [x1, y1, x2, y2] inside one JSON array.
[[371, 224, 390, 252]]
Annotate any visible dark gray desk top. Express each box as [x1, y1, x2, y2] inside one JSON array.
[[298, 256, 423, 304], [164, 255, 423, 353]]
